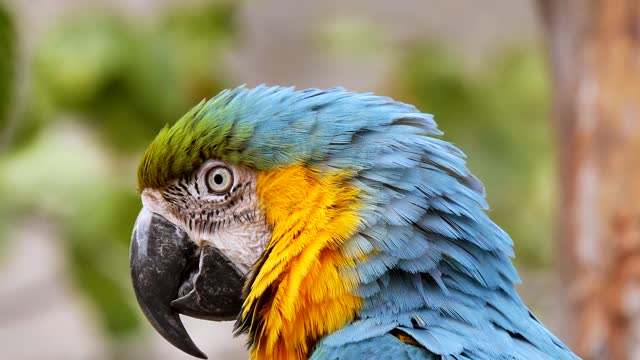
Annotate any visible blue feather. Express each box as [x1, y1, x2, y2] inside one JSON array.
[[179, 86, 577, 359]]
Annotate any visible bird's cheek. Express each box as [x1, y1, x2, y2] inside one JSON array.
[[196, 217, 272, 274]]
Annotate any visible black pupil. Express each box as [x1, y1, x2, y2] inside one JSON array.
[[213, 173, 224, 185]]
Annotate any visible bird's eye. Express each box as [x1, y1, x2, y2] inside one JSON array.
[[206, 166, 234, 194]]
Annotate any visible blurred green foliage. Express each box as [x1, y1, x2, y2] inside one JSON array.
[[0, 5, 14, 140], [391, 43, 554, 268], [27, 4, 236, 152]]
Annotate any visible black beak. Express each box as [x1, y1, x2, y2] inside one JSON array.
[[130, 208, 246, 359]]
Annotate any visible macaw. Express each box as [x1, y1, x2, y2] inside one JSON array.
[[130, 85, 579, 360]]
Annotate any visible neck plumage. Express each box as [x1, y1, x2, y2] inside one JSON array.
[[234, 145, 564, 359], [235, 165, 364, 360]]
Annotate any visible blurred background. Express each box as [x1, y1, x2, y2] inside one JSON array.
[[0, 0, 608, 359]]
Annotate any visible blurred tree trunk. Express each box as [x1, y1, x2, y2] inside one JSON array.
[[538, 1, 640, 359]]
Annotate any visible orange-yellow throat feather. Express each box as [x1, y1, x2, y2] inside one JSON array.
[[243, 165, 363, 360]]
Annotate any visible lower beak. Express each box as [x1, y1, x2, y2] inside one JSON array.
[[130, 208, 245, 359]]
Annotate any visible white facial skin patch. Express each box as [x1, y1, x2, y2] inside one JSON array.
[[141, 160, 271, 275], [202, 219, 270, 274]]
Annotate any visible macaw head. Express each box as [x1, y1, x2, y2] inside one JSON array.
[[130, 86, 521, 360]]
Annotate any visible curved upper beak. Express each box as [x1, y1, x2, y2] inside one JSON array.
[[130, 207, 246, 359]]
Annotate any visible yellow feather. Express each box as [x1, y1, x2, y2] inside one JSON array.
[[245, 165, 363, 360]]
